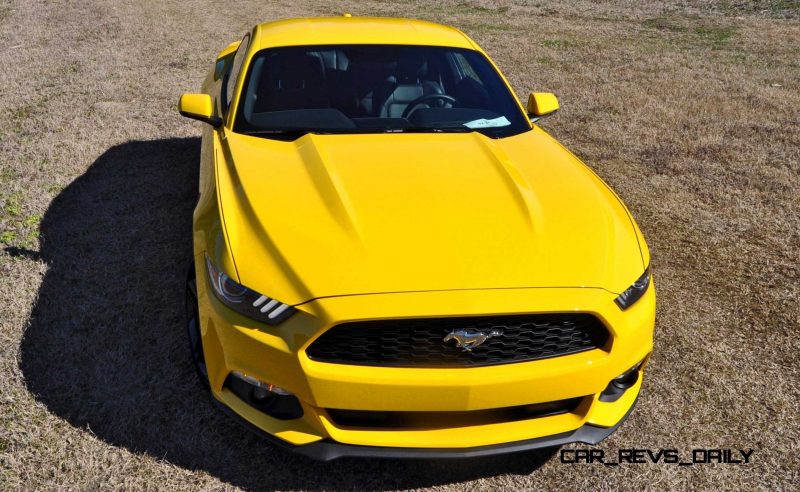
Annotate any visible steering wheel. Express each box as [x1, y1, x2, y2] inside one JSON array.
[[401, 94, 457, 119]]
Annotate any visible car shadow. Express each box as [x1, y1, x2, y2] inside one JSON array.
[[19, 137, 555, 490]]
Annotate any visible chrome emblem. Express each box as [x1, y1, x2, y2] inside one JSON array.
[[443, 328, 503, 351]]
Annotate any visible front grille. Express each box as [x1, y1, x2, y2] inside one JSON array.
[[305, 313, 609, 367], [327, 397, 585, 429]]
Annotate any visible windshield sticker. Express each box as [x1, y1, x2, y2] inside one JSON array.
[[463, 116, 511, 129]]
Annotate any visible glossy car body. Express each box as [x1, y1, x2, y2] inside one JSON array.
[[180, 16, 655, 460]]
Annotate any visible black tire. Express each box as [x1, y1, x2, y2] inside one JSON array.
[[186, 261, 210, 390]]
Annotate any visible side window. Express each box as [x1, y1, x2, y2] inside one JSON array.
[[224, 34, 250, 112], [214, 57, 229, 81]]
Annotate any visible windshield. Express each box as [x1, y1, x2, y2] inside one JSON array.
[[232, 45, 530, 139]]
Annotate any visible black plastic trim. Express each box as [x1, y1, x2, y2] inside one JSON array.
[[327, 397, 583, 429], [305, 313, 609, 368], [179, 110, 222, 128], [212, 396, 638, 461], [599, 365, 641, 403], [224, 375, 304, 420]]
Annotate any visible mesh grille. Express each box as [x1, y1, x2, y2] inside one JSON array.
[[326, 397, 585, 429], [306, 313, 609, 367]]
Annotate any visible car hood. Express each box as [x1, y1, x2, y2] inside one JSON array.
[[216, 127, 646, 306]]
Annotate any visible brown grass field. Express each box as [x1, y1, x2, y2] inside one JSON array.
[[1, 0, 798, 490]]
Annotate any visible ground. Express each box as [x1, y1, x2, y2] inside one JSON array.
[[1, 0, 798, 490]]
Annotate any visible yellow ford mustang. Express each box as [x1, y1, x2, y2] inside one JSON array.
[[178, 16, 655, 460]]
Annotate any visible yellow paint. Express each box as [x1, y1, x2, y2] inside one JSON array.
[[218, 40, 241, 59], [180, 17, 655, 451], [527, 92, 560, 117], [178, 93, 214, 122]]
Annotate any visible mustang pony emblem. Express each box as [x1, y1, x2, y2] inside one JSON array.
[[443, 328, 503, 351]]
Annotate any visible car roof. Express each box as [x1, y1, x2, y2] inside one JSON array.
[[254, 16, 478, 51]]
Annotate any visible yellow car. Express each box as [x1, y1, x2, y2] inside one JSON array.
[[179, 16, 655, 460]]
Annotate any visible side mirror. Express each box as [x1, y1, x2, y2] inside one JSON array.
[[527, 92, 559, 122], [178, 93, 222, 127]]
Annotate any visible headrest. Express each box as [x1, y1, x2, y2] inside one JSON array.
[[316, 49, 349, 71], [278, 54, 325, 89], [396, 53, 427, 83]]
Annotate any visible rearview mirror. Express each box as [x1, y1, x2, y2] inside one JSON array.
[[178, 93, 221, 127], [527, 92, 559, 122]]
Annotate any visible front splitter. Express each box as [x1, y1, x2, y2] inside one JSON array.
[[213, 397, 638, 461]]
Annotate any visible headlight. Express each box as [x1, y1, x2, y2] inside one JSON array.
[[614, 267, 651, 310], [205, 254, 296, 325]]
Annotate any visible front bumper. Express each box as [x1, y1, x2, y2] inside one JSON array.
[[195, 259, 655, 459], [214, 395, 639, 461]]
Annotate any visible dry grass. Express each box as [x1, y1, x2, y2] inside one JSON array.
[[1, 0, 798, 490]]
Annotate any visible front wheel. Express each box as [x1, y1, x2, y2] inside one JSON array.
[[186, 262, 209, 389]]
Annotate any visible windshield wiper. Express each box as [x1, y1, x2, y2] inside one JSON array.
[[240, 126, 478, 138], [242, 128, 383, 136], [242, 128, 310, 136], [394, 126, 476, 133]]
